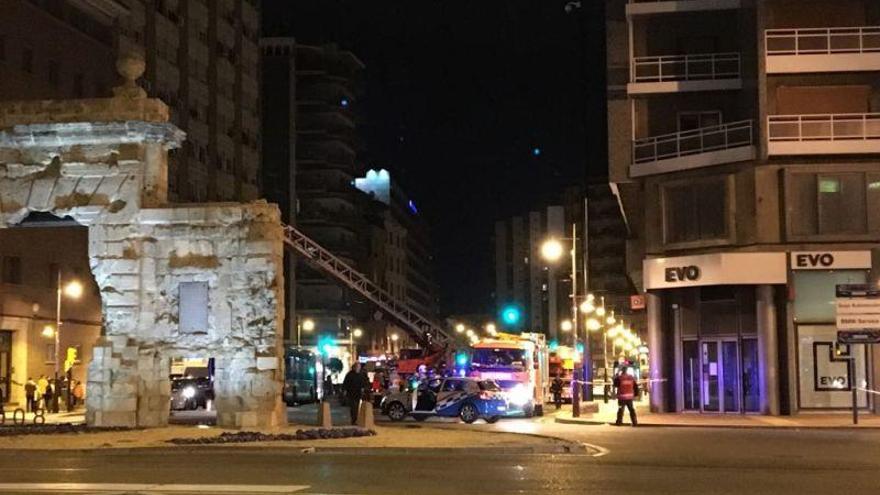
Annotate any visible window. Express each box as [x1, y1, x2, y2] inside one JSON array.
[[788, 172, 875, 237], [677, 111, 722, 132], [45, 343, 56, 364], [21, 47, 33, 73], [48, 60, 59, 86], [662, 178, 728, 245], [2, 257, 22, 284]]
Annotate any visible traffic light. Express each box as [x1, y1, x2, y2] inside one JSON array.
[[64, 347, 78, 372], [500, 305, 522, 327], [317, 335, 336, 357]]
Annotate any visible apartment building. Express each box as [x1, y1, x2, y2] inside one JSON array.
[[262, 39, 371, 342], [608, 0, 880, 416], [355, 168, 441, 353]]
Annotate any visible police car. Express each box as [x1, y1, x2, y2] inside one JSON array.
[[380, 377, 509, 424]]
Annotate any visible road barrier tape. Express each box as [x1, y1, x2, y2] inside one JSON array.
[[857, 387, 880, 396]]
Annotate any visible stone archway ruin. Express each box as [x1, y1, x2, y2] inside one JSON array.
[[0, 59, 285, 428]]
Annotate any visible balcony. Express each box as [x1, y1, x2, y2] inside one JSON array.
[[765, 27, 880, 73], [767, 113, 880, 155], [628, 53, 741, 94], [626, 0, 740, 16], [631, 120, 755, 177]]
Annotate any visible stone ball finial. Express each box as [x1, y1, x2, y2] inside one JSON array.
[[113, 52, 147, 99]]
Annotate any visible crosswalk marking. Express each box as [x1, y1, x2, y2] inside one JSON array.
[[0, 483, 310, 494]]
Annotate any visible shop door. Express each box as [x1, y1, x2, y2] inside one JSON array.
[[0, 331, 10, 404], [700, 339, 741, 413]]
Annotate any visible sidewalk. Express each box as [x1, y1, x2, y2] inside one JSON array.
[[554, 400, 880, 428], [2, 409, 85, 425]]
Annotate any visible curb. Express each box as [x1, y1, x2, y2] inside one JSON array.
[[0, 443, 581, 456], [554, 417, 880, 430]]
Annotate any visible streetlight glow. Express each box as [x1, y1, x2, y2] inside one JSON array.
[[390, 333, 399, 342], [302, 319, 315, 332], [586, 318, 601, 331], [455, 323, 466, 333], [63, 280, 84, 299], [466, 329, 475, 337], [579, 300, 595, 314], [353, 328, 363, 338], [560, 319, 573, 332], [540, 239, 564, 262], [485, 323, 496, 333], [42, 325, 55, 338]]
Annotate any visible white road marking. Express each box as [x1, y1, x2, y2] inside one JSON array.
[[0, 483, 309, 494], [582, 442, 611, 457]]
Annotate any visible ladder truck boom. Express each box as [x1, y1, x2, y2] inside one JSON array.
[[281, 224, 452, 351]]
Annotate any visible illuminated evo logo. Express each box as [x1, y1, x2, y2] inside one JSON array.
[[794, 253, 834, 268], [665, 266, 701, 283]]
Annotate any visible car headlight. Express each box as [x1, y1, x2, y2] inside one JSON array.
[[508, 384, 531, 406], [182, 386, 196, 399]]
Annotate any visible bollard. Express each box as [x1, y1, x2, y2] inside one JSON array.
[[318, 401, 333, 428], [572, 382, 581, 418], [357, 401, 375, 429]]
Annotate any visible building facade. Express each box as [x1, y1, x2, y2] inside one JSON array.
[[608, 0, 880, 415]]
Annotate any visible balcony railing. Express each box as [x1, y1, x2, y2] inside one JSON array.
[[766, 26, 880, 56], [631, 52, 740, 83], [767, 113, 880, 143], [633, 120, 753, 164]]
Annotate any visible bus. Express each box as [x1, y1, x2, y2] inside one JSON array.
[[283, 347, 318, 406]]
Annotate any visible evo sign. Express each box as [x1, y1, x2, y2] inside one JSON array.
[[644, 252, 787, 290], [791, 251, 871, 271]]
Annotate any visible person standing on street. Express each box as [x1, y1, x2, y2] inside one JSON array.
[[614, 365, 638, 426], [342, 363, 368, 425], [550, 375, 564, 410], [24, 378, 37, 413]]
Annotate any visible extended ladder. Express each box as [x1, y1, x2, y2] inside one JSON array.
[[282, 224, 452, 350]]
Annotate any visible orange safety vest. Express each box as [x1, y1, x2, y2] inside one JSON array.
[[617, 374, 636, 400]]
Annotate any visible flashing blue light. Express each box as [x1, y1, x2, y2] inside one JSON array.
[[456, 353, 469, 367], [408, 200, 418, 214], [308, 366, 315, 376], [501, 305, 522, 326], [549, 340, 559, 351], [576, 343, 585, 354], [532, 147, 542, 157], [317, 335, 336, 356], [340, 98, 350, 107]]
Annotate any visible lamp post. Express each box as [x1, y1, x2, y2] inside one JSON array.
[[53, 272, 82, 413], [350, 327, 363, 363], [541, 222, 593, 414]]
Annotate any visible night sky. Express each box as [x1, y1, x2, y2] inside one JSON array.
[[263, 1, 607, 316]]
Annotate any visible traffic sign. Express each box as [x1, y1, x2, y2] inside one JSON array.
[[836, 283, 880, 334]]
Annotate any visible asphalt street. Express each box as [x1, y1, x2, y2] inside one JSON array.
[[1, 417, 879, 494]]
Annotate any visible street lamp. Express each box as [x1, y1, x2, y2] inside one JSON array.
[[485, 323, 497, 335], [455, 323, 466, 333], [349, 327, 363, 363], [560, 319, 573, 332], [540, 223, 593, 409], [298, 318, 315, 347], [53, 274, 81, 413]]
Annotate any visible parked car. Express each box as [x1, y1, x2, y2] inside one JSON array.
[[380, 376, 508, 424]]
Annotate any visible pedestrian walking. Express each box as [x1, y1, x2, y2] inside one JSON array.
[[25, 377, 37, 413], [342, 363, 368, 425], [44, 379, 56, 413], [73, 380, 85, 407], [550, 375, 564, 410], [613, 365, 638, 426]]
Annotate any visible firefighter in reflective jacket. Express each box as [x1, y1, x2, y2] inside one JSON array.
[[613, 365, 638, 426]]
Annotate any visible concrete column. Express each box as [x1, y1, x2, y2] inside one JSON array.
[[757, 285, 780, 415], [646, 291, 666, 412]]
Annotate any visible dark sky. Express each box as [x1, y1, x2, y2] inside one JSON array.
[[263, 1, 606, 316]]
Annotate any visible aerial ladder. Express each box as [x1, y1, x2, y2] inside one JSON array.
[[282, 223, 452, 354]]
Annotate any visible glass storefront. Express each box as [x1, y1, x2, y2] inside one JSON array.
[[679, 286, 761, 413], [792, 269, 870, 410]]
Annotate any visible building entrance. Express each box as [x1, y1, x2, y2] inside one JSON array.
[[683, 338, 759, 413]]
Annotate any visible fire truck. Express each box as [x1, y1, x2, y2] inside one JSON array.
[[468, 332, 549, 417]]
